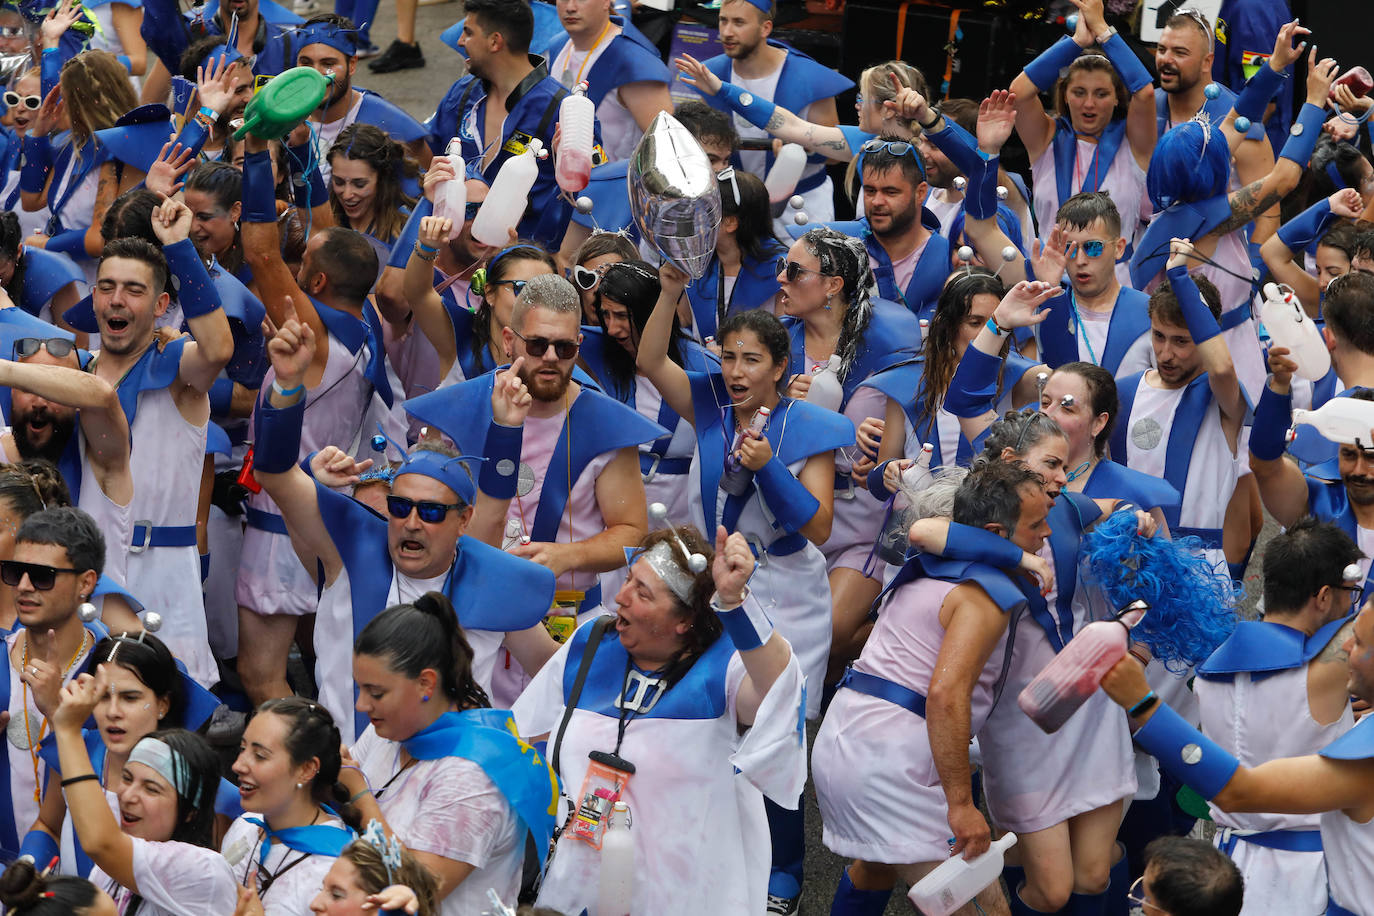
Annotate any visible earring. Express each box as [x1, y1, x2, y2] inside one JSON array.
[[422, 694, 430, 703], [823, 293, 833, 311], [296, 782, 304, 790]]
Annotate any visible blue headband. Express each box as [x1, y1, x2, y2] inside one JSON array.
[[292, 20, 362, 57], [392, 448, 482, 505]]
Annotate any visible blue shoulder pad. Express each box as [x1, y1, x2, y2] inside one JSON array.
[[356, 91, 428, 143], [772, 398, 856, 466], [450, 535, 555, 631], [1320, 714, 1374, 761]]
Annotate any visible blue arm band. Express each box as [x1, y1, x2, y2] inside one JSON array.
[[1248, 384, 1292, 461], [714, 587, 773, 651], [19, 829, 59, 864], [1132, 702, 1240, 800], [240, 150, 279, 224], [19, 136, 50, 193], [251, 396, 306, 475], [287, 141, 327, 211], [754, 456, 821, 534], [966, 157, 1002, 221], [923, 119, 986, 188], [1037, 290, 1078, 368], [172, 117, 211, 160], [716, 81, 779, 132], [117, 53, 131, 72], [163, 238, 221, 319], [945, 344, 1003, 418], [1276, 199, 1334, 253], [44, 229, 88, 259], [209, 375, 235, 417], [943, 521, 1025, 568], [1099, 31, 1153, 93], [477, 420, 523, 499], [867, 460, 894, 501], [40, 48, 60, 99], [1233, 63, 1287, 123], [1279, 103, 1327, 167], [1023, 36, 1085, 91], [1166, 265, 1221, 345]]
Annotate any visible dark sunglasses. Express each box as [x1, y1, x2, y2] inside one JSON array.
[[0, 560, 80, 590], [512, 328, 578, 359], [571, 264, 604, 291], [3, 91, 39, 110], [385, 495, 465, 523], [489, 278, 529, 296], [1068, 240, 1108, 258], [776, 257, 825, 282], [860, 138, 917, 158], [13, 337, 75, 359]]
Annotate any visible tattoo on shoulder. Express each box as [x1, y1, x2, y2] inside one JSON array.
[[1216, 179, 1281, 236], [1318, 619, 1356, 665]]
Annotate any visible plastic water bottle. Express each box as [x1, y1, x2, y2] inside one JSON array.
[[720, 406, 770, 496], [1018, 600, 1148, 734], [1260, 282, 1330, 381], [556, 82, 595, 194], [908, 834, 1018, 916], [876, 444, 934, 566], [501, 519, 524, 552], [764, 143, 807, 204], [596, 802, 634, 916], [1292, 397, 1374, 447], [431, 139, 467, 241], [472, 139, 544, 248], [806, 355, 844, 412]]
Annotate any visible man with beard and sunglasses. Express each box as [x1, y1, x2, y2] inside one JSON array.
[[0, 506, 104, 859], [293, 14, 430, 185], [249, 312, 561, 741], [406, 273, 663, 705], [0, 335, 140, 634]]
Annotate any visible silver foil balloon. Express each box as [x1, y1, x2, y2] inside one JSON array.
[[628, 112, 721, 279]]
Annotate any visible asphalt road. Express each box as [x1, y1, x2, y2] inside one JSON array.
[[356, 4, 1275, 909]]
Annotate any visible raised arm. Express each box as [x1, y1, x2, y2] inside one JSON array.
[[406, 207, 460, 381], [1261, 189, 1364, 315], [636, 263, 695, 425], [1009, 12, 1094, 161], [675, 54, 858, 162], [1074, 0, 1156, 169], [150, 196, 234, 393], [1165, 241, 1245, 444], [1247, 347, 1318, 527], [715, 527, 792, 725]]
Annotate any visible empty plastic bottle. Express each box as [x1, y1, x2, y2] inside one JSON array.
[[806, 355, 844, 412], [908, 834, 1019, 916], [472, 139, 544, 248], [431, 139, 467, 241], [596, 802, 634, 916], [1260, 282, 1330, 381], [764, 143, 807, 204], [1292, 397, 1374, 447], [876, 444, 934, 566]]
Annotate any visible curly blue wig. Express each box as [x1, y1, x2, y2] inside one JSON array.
[[1080, 511, 1239, 671], [1146, 119, 1232, 211]]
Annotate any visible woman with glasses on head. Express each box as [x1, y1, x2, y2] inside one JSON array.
[[569, 230, 638, 325], [1009, 0, 1156, 284], [577, 260, 716, 526], [683, 169, 785, 344]]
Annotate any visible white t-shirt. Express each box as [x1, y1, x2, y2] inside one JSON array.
[[90, 836, 238, 916], [221, 812, 346, 916]]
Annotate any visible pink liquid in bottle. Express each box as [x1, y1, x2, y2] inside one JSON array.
[[555, 82, 595, 194], [1331, 66, 1374, 103], [1018, 600, 1147, 734]]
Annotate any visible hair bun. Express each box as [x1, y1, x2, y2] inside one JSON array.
[[0, 859, 44, 910]]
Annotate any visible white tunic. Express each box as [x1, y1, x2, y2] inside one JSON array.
[[813, 576, 1012, 862], [220, 812, 346, 916], [1196, 659, 1352, 916], [352, 724, 524, 916], [1322, 803, 1374, 914], [822, 386, 888, 574], [550, 37, 643, 162], [91, 836, 238, 916], [635, 376, 696, 527], [78, 439, 132, 592]]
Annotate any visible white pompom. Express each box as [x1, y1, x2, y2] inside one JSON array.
[[788, 195, 805, 210], [142, 612, 163, 633], [575, 196, 594, 214], [1001, 246, 1018, 262], [957, 245, 974, 263]]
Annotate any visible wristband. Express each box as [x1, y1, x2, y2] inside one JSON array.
[[1132, 701, 1239, 800], [1022, 36, 1086, 91], [943, 521, 1026, 568], [1276, 198, 1335, 255], [1166, 265, 1221, 346], [349, 787, 373, 804], [60, 773, 101, 788], [1248, 383, 1293, 461], [240, 149, 279, 223], [287, 140, 327, 211], [754, 456, 821, 534], [18, 829, 58, 865], [1279, 103, 1327, 167], [918, 109, 940, 131], [209, 375, 235, 417], [271, 380, 305, 398], [172, 116, 211, 161], [944, 344, 1004, 418], [40, 47, 60, 99], [1233, 63, 1287, 124], [252, 396, 306, 475], [1127, 689, 1158, 718], [478, 419, 524, 499], [1099, 30, 1153, 94], [416, 242, 438, 254], [985, 316, 1008, 338], [162, 238, 221, 319], [965, 152, 1002, 221], [44, 228, 89, 259], [867, 459, 895, 501], [19, 135, 51, 194], [413, 245, 438, 262], [713, 587, 774, 651], [716, 81, 779, 131]]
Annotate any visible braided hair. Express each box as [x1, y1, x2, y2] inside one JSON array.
[[799, 227, 878, 381]]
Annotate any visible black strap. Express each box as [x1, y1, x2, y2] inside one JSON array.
[[551, 614, 613, 779], [534, 87, 569, 149]]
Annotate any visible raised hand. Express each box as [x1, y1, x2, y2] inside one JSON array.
[[1332, 83, 1374, 115], [491, 356, 532, 427], [657, 261, 690, 302], [1305, 52, 1341, 107], [150, 195, 194, 245], [310, 445, 374, 488], [196, 54, 240, 116], [1269, 19, 1311, 73], [1069, 0, 1107, 39], [976, 90, 1017, 155], [52, 667, 105, 733], [146, 141, 196, 199], [1266, 345, 1297, 393], [266, 297, 316, 390], [1031, 227, 1071, 284], [30, 86, 63, 138], [884, 74, 930, 125], [1166, 236, 1198, 271], [40, 0, 82, 49], [21, 629, 63, 720], [422, 157, 457, 203], [674, 53, 723, 96], [992, 280, 1060, 329], [711, 526, 755, 606], [416, 215, 452, 251], [1330, 188, 1365, 220]]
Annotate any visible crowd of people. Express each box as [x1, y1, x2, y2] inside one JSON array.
[[0, 0, 1366, 912]]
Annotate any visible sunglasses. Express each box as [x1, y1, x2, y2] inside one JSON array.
[[385, 495, 465, 523], [488, 278, 529, 296], [776, 257, 825, 282], [717, 166, 741, 207], [13, 337, 75, 359], [860, 138, 917, 158], [0, 560, 81, 590], [0, 26, 25, 39], [513, 328, 578, 359], [571, 264, 604, 291], [4, 91, 38, 110], [1068, 240, 1109, 259]]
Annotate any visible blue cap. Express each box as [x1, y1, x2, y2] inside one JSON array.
[[738, 0, 773, 13], [392, 447, 483, 505]]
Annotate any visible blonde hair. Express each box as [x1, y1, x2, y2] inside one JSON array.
[[846, 61, 928, 200], [60, 50, 137, 149]]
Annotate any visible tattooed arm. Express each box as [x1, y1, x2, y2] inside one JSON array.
[[1208, 166, 1302, 239]]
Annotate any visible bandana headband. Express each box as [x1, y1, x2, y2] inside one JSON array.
[[624, 541, 696, 603], [128, 737, 202, 805]]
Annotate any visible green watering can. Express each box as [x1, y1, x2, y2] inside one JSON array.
[[233, 67, 331, 140]]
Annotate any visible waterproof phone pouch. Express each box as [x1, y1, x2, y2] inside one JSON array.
[[568, 751, 635, 849]]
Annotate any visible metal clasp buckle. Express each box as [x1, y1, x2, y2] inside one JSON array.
[[129, 520, 153, 554], [641, 454, 661, 484]]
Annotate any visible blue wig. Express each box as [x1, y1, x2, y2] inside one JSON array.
[[1080, 511, 1239, 671], [1146, 119, 1232, 211]]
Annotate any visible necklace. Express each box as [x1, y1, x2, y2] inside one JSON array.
[[11, 630, 92, 801], [1065, 459, 1093, 482]]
